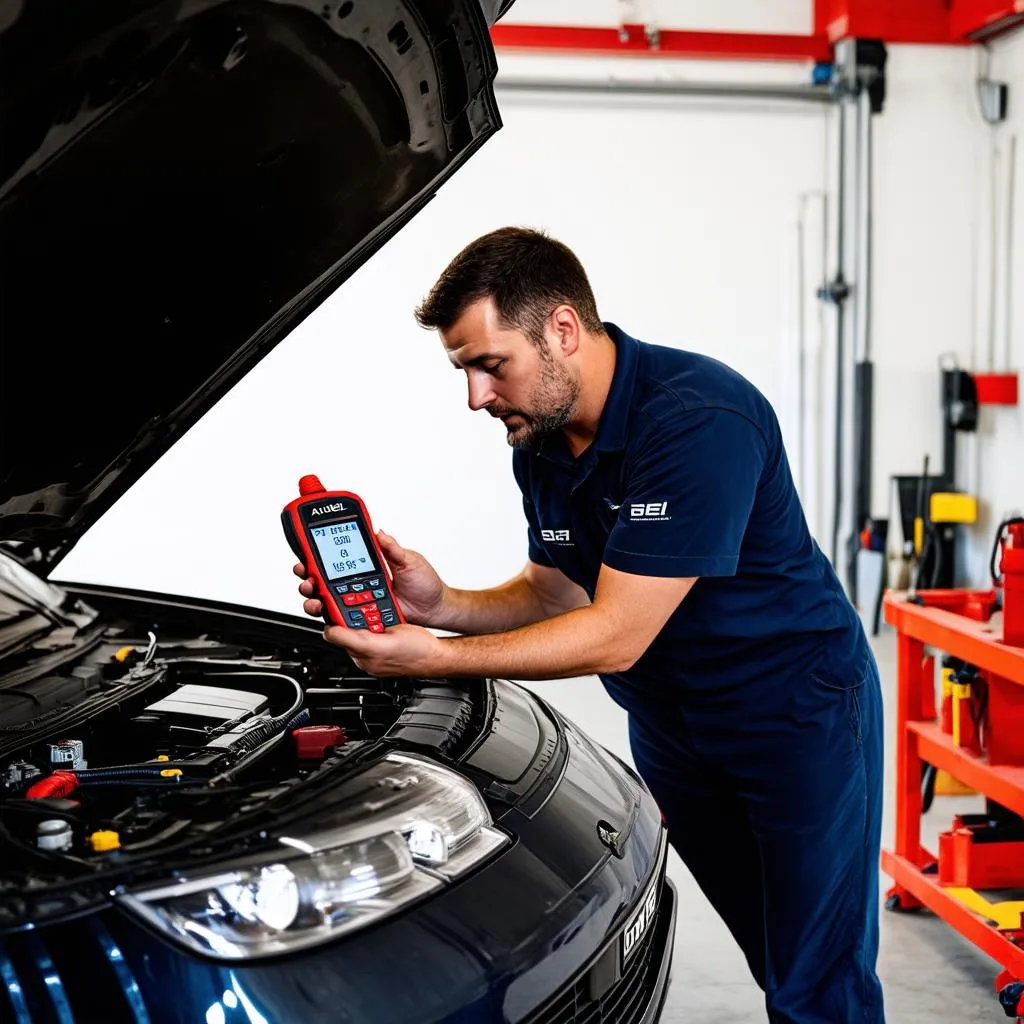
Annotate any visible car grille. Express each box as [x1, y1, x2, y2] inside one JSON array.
[[528, 875, 672, 1024], [1, 916, 151, 1024]]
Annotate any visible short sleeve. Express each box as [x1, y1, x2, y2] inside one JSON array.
[[524, 494, 556, 567], [603, 408, 766, 578], [512, 452, 556, 568]]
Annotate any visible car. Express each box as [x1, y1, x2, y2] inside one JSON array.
[[0, 1, 677, 1022]]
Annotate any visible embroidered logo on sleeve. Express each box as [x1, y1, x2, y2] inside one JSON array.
[[629, 502, 671, 522], [541, 528, 573, 545]]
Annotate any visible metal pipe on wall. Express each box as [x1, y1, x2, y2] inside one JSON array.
[[494, 78, 834, 104], [855, 84, 874, 365], [796, 189, 830, 535], [851, 82, 875, 577], [988, 141, 1001, 371], [830, 94, 849, 570], [817, 190, 830, 547], [1006, 133, 1017, 372], [797, 212, 807, 496]]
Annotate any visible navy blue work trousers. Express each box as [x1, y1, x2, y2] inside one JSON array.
[[628, 650, 886, 1023]]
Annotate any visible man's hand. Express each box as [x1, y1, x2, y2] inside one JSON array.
[[322, 622, 446, 677], [293, 529, 448, 627]]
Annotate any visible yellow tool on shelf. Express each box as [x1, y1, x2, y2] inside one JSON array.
[[945, 888, 1024, 932], [936, 665, 977, 797]]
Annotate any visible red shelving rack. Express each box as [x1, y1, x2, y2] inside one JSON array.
[[881, 589, 1024, 1016]]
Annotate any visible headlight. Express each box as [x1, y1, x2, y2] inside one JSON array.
[[117, 753, 508, 959]]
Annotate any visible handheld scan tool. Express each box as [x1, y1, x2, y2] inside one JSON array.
[[282, 476, 404, 632]]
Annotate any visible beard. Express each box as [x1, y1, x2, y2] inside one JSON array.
[[490, 354, 580, 449]]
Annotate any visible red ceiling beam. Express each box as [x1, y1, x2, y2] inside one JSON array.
[[816, 0, 960, 44], [816, 0, 1024, 44], [489, 23, 833, 64], [491, 4, 1024, 66], [948, 0, 1024, 41]]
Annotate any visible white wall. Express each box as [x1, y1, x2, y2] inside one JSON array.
[[52, 4, 1024, 616], [963, 30, 1024, 570], [864, 36, 1023, 581], [53, 45, 831, 614], [864, 45, 981, 539]]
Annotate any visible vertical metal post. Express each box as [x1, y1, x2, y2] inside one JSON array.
[[852, 82, 875, 577], [1006, 134, 1017, 371], [797, 213, 807, 496], [830, 94, 849, 569], [989, 142, 1000, 370]]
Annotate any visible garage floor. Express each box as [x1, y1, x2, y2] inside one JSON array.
[[535, 627, 1000, 1023]]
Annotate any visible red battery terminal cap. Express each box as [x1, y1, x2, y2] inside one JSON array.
[[298, 475, 325, 496], [293, 725, 345, 760]]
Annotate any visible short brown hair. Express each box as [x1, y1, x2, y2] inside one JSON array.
[[414, 227, 604, 344]]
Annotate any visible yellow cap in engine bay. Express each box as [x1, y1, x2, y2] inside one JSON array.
[[89, 830, 121, 852]]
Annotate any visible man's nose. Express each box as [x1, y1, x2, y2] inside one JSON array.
[[467, 372, 495, 412]]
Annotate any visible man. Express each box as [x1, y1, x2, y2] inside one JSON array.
[[294, 227, 885, 1023]]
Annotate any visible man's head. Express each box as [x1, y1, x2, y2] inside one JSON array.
[[414, 227, 605, 449]]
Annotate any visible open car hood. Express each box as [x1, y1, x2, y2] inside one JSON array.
[[0, 0, 512, 568]]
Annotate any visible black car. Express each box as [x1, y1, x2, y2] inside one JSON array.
[[0, 1, 677, 1022]]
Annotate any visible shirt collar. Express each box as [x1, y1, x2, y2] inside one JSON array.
[[592, 322, 640, 454], [534, 322, 639, 465]]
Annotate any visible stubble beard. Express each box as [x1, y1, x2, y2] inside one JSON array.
[[499, 355, 581, 450]]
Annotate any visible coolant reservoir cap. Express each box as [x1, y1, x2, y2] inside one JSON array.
[[37, 819, 73, 852], [89, 830, 121, 852]]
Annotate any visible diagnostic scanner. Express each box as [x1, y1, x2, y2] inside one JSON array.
[[282, 475, 404, 632]]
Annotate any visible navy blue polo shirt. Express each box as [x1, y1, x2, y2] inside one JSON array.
[[511, 324, 867, 713]]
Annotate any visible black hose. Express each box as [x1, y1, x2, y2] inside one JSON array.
[[75, 775, 188, 788], [75, 766, 177, 782], [200, 671, 304, 734], [920, 526, 943, 590], [231, 708, 310, 755], [921, 762, 937, 814], [120, 819, 193, 852], [991, 517, 1024, 585], [204, 709, 311, 787]]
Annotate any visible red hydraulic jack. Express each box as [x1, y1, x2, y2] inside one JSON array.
[[882, 519, 1024, 1020]]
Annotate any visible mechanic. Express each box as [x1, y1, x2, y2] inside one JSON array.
[[294, 227, 885, 1023]]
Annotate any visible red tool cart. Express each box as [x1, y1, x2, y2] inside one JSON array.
[[881, 522, 1024, 1019]]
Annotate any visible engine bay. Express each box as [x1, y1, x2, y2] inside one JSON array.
[[0, 586, 488, 927]]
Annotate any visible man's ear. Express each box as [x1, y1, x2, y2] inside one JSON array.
[[550, 305, 581, 357]]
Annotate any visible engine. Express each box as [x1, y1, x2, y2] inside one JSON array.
[[0, 636, 416, 885]]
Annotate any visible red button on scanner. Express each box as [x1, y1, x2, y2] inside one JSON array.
[[368, 623, 385, 633], [343, 594, 359, 606], [365, 612, 382, 625]]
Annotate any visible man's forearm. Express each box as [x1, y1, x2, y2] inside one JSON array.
[[432, 575, 554, 635], [435, 605, 630, 680]]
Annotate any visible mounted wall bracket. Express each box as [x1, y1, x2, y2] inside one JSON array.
[[977, 78, 1009, 124], [833, 37, 889, 110]]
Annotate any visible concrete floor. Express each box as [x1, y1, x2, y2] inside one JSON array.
[[530, 627, 1004, 1023]]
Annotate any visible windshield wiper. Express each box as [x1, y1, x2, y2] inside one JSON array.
[[0, 616, 51, 653]]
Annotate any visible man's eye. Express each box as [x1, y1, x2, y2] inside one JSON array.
[[483, 360, 506, 374]]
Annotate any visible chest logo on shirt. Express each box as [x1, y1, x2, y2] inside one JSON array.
[[541, 528, 573, 545], [630, 501, 671, 521]]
